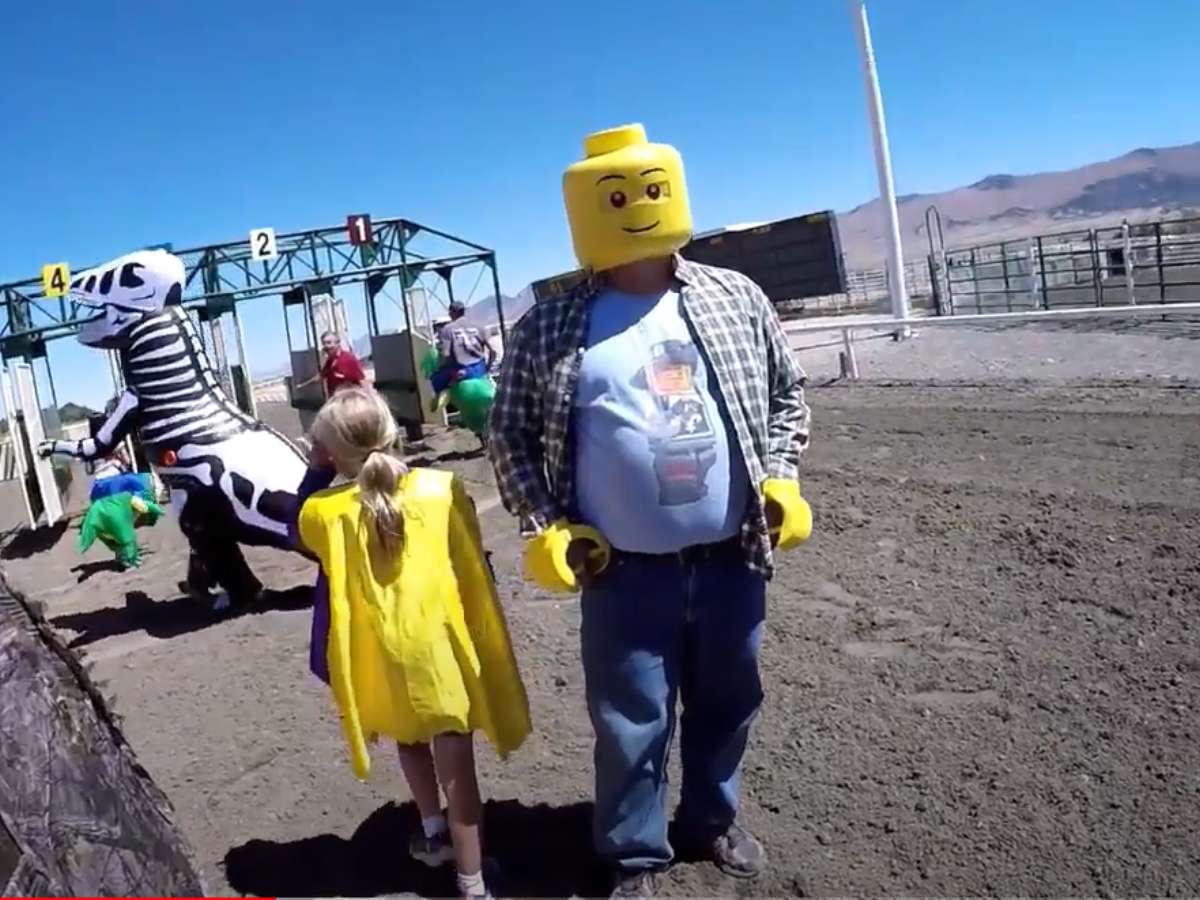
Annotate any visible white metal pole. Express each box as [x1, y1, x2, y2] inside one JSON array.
[[231, 303, 258, 419], [209, 317, 235, 399], [0, 367, 35, 527], [107, 350, 137, 470], [1027, 237, 1039, 306], [841, 328, 860, 380], [1122, 220, 1136, 305], [848, 0, 911, 332]]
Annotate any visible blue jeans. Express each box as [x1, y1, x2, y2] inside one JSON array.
[[580, 546, 766, 873], [429, 359, 488, 393]]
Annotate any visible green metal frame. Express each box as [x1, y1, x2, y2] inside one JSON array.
[[0, 217, 507, 358]]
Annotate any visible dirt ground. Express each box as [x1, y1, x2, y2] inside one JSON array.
[[3, 383, 1199, 898]]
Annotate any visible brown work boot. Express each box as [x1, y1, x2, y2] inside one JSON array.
[[677, 822, 766, 879], [709, 823, 766, 879]]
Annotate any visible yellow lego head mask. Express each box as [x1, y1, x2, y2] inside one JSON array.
[[563, 123, 693, 272]]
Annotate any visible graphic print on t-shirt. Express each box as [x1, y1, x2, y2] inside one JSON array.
[[632, 338, 717, 506], [573, 287, 748, 554]]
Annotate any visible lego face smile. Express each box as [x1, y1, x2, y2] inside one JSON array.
[[596, 168, 677, 236], [563, 124, 693, 271]]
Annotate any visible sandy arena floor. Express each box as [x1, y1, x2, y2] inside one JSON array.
[[3, 323, 1199, 897]]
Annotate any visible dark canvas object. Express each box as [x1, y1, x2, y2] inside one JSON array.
[[0, 572, 206, 896]]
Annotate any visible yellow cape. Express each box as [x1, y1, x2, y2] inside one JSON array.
[[298, 468, 531, 779]]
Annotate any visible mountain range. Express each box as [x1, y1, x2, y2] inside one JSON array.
[[460, 139, 1200, 329], [459, 285, 534, 333], [837, 140, 1200, 267]]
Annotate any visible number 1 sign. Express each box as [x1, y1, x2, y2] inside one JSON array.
[[347, 214, 373, 246], [249, 227, 278, 261]]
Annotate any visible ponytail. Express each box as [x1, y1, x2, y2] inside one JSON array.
[[310, 386, 409, 556], [357, 448, 407, 555]]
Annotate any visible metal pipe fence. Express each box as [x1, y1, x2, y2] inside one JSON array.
[[764, 213, 1199, 323], [930, 215, 1200, 315], [789, 260, 935, 318]]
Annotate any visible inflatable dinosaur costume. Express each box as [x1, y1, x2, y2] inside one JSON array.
[[78, 471, 164, 568], [39, 249, 306, 609], [421, 346, 495, 442]]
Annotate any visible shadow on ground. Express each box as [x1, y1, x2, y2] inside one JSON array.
[[409, 447, 488, 468], [437, 448, 488, 463], [71, 559, 134, 583], [1, 521, 70, 560], [224, 799, 606, 899], [51, 584, 313, 649]]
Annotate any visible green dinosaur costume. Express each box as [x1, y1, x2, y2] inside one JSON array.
[[78, 491, 165, 569], [421, 347, 496, 439]]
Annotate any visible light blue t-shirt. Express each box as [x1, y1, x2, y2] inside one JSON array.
[[573, 287, 750, 553]]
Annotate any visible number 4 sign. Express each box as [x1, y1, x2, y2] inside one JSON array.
[[347, 214, 373, 246], [42, 262, 70, 298], [249, 227, 278, 261]]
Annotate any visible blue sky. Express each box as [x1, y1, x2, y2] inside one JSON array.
[[1, 0, 1197, 409]]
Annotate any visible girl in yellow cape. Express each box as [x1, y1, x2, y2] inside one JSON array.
[[298, 387, 531, 900]]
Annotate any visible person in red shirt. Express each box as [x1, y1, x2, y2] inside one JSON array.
[[299, 331, 367, 398]]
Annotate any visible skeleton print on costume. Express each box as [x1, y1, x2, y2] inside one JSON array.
[[40, 249, 306, 605]]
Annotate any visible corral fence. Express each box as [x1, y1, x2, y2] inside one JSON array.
[[929, 215, 1200, 315], [788, 260, 935, 318], [801, 213, 1200, 320], [782, 215, 1200, 381]]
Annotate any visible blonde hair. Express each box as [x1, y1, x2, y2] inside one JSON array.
[[310, 387, 408, 555]]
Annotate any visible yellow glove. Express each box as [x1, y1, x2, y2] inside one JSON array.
[[523, 519, 612, 593], [763, 478, 812, 551]]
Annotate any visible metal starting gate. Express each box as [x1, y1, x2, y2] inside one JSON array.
[[0, 216, 506, 529]]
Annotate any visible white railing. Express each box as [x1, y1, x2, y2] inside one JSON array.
[[784, 301, 1200, 380]]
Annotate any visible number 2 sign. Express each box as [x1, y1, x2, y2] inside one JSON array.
[[347, 214, 373, 246], [249, 227, 278, 261]]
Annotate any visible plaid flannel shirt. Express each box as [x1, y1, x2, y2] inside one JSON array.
[[488, 256, 810, 577]]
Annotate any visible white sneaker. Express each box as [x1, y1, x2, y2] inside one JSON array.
[[457, 858, 499, 899]]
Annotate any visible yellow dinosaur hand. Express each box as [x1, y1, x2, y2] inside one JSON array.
[[523, 519, 612, 592], [763, 478, 812, 551]]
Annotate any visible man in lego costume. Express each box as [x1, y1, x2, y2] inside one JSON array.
[[489, 124, 812, 897]]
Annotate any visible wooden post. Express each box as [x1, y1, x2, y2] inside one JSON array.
[[0, 575, 206, 897]]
